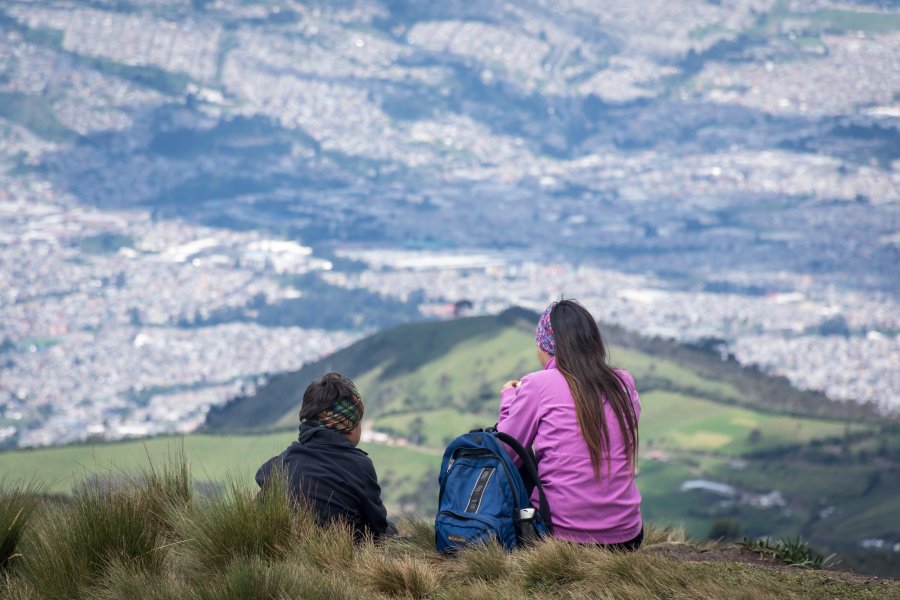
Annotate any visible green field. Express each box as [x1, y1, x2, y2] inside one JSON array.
[[0, 433, 438, 508], [640, 391, 853, 454]]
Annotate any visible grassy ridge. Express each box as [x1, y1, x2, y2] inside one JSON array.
[[205, 308, 538, 431]]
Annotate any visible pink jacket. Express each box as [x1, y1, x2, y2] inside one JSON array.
[[497, 357, 642, 544]]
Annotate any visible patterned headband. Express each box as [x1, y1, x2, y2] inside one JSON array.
[[536, 303, 557, 356], [305, 394, 364, 434]]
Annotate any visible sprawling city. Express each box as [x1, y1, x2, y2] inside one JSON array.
[[1, 0, 898, 450]]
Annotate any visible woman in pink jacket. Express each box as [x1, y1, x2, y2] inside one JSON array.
[[498, 299, 642, 549]]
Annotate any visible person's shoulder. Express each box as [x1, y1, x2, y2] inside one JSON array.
[[613, 368, 640, 404], [256, 454, 278, 477], [520, 365, 566, 397], [614, 368, 636, 389], [342, 446, 378, 479], [332, 442, 375, 466], [280, 440, 305, 457], [523, 365, 560, 384]]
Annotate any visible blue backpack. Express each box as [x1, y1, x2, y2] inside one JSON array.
[[435, 428, 552, 553]]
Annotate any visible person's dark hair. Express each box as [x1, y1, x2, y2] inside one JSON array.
[[550, 299, 638, 477], [300, 372, 360, 421]]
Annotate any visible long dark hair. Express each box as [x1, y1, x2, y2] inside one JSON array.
[[550, 300, 638, 477]]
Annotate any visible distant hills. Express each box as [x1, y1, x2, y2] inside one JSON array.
[[205, 307, 877, 433], [205, 307, 536, 432]]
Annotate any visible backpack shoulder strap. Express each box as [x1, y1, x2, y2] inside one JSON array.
[[492, 431, 552, 532]]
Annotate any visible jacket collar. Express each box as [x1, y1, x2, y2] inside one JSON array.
[[299, 422, 351, 445], [297, 422, 367, 454], [544, 356, 557, 370]]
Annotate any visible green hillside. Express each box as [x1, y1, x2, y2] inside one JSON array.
[[206, 307, 870, 433], [1, 308, 897, 576]]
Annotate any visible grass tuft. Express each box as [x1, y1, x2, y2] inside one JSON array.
[[356, 552, 440, 598], [396, 516, 440, 553], [0, 579, 40, 600], [172, 472, 302, 573], [642, 523, 687, 546], [20, 483, 167, 600], [450, 538, 510, 583], [585, 550, 693, 598], [0, 479, 41, 571], [290, 520, 357, 571], [192, 557, 306, 600], [132, 443, 193, 531], [434, 579, 521, 600], [91, 559, 189, 600], [517, 538, 589, 590], [0, 467, 896, 599]]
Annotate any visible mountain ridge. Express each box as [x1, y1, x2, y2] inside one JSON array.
[[204, 306, 877, 433]]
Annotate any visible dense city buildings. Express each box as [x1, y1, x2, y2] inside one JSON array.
[[0, 0, 897, 446]]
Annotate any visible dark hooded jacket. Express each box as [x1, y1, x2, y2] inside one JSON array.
[[255, 423, 393, 540]]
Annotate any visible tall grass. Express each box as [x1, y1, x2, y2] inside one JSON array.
[[450, 539, 510, 583], [0, 479, 40, 571], [0, 458, 896, 600], [134, 442, 192, 530], [12, 448, 192, 600], [92, 559, 189, 600], [517, 539, 590, 591], [356, 552, 440, 598], [171, 470, 301, 573], [19, 483, 167, 599], [193, 558, 308, 600], [642, 523, 687, 546]]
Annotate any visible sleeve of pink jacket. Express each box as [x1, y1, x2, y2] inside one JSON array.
[[497, 375, 542, 466]]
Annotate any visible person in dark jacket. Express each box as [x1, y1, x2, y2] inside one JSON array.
[[255, 372, 394, 540]]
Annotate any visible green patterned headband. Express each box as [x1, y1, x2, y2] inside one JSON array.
[[305, 393, 364, 434]]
